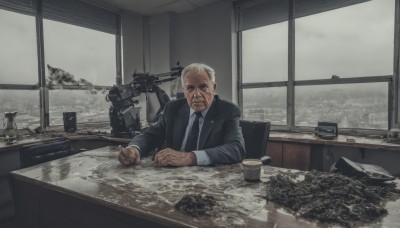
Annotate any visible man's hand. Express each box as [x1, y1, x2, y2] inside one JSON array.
[[154, 148, 197, 167], [118, 146, 140, 166]]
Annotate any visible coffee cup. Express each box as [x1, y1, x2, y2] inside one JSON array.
[[242, 159, 262, 181]]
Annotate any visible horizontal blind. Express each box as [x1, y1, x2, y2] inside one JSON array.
[[236, 0, 289, 31], [295, 0, 369, 19], [236, 0, 369, 31], [43, 0, 118, 34], [0, 0, 38, 15]]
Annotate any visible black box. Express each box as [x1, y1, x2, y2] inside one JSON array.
[[315, 122, 338, 139], [63, 112, 77, 132]]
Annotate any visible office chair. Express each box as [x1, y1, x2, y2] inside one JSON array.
[[239, 119, 272, 164]]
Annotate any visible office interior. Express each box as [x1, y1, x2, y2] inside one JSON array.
[[1, 0, 400, 227]]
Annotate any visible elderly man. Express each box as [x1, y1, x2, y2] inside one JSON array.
[[118, 63, 245, 167]]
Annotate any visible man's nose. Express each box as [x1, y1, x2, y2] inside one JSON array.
[[193, 88, 201, 97]]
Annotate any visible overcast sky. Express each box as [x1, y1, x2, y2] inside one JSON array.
[[0, 0, 396, 88], [242, 0, 395, 85], [0, 8, 116, 86]]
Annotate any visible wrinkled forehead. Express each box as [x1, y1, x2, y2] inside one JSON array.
[[183, 70, 212, 83]]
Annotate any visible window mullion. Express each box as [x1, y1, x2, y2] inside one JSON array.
[[116, 14, 122, 86], [238, 31, 243, 116], [36, 0, 48, 130], [394, 0, 400, 127], [288, 0, 295, 129]]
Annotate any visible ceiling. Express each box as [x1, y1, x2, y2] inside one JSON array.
[[94, 0, 223, 16]]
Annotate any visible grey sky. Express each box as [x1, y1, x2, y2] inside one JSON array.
[[43, 19, 116, 86], [0, 8, 116, 86], [0, 0, 395, 86], [0, 9, 37, 84], [242, 0, 395, 83]]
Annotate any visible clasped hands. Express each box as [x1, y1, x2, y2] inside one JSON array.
[[117, 147, 197, 167]]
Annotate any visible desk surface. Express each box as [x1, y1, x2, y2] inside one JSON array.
[[10, 146, 400, 227]]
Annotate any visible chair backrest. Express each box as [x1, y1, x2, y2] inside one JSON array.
[[239, 120, 271, 159]]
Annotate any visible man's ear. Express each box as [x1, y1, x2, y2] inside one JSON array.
[[213, 83, 217, 93]]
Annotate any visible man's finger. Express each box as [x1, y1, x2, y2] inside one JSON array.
[[118, 152, 131, 166], [155, 154, 162, 166], [157, 153, 178, 167], [122, 147, 134, 157], [133, 151, 140, 164], [156, 150, 172, 166]]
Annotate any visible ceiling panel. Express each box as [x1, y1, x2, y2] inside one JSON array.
[[94, 0, 222, 15]]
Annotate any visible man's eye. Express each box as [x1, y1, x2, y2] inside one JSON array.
[[200, 85, 208, 90], [186, 86, 194, 91]]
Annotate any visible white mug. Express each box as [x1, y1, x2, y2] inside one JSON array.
[[242, 159, 262, 181]]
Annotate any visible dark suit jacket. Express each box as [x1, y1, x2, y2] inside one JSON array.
[[130, 95, 246, 164]]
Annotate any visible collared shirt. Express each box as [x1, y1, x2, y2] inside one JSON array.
[[180, 108, 211, 165], [129, 105, 212, 166]]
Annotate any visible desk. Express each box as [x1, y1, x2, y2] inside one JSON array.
[[9, 146, 400, 228], [0, 135, 126, 222]]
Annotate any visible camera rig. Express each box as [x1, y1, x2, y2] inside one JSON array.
[[106, 63, 183, 138]]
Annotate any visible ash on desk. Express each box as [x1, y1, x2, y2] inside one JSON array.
[[265, 170, 399, 227], [175, 194, 216, 217]]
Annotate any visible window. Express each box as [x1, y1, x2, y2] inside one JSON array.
[[0, 9, 38, 84], [0, 9, 39, 129], [238, 0, 396, 132], [43, 19, 116, 126], [0, 1, 119, 130], [296, 0, 394, 80], [49, 90, 110, 125], [43, 19, 116, 87], [0, 90, 40, 129], [242, 22, 288, 83], [243, 87, 287, 125], [295, 83, 388, 129]]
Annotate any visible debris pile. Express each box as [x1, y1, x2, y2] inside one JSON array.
[[175, 194, 216, 217], [46, 64, 93, 87], [265, 170, 399, 227]]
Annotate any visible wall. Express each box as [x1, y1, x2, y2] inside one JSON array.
[[146, 13, 175, 122], [121, 12, 147, 121], [120, 0, 236, 122], [171, 0, 236, 102], [121, 12, 144, 82]]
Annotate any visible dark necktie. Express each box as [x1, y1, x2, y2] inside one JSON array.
[[185, 112, 202, 152]]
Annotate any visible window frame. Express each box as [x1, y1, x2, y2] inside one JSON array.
[[237, 0, 399, 136], [0, 1, 121, 130]]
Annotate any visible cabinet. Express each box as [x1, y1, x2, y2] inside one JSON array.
[[0, 149, 20, 221], [266, 142, 310, 171], [267, 132, 400, 176]]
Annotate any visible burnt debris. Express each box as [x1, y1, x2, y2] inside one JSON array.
[[46, 64, 94, 87], [265, 170, 399, 227], [175, 194, 216, 217]]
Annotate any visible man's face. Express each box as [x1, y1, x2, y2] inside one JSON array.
[[183, 70, 216, 112]]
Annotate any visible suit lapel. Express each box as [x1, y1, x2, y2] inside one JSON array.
[[198, 98, 218, 149], [173, 104, 190, 149]]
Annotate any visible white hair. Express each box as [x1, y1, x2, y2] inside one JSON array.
[[180, 63, 216, 85]]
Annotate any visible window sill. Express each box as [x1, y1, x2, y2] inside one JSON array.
[[269, 132, 400, 150]]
